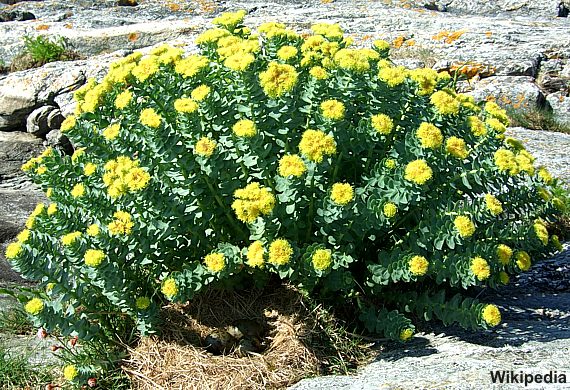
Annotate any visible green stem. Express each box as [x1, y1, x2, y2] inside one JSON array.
[[305, 171, 316, 242], [332, 151, 344, 183]]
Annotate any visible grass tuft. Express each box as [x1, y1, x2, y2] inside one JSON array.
[[508, 107, 570, 134]]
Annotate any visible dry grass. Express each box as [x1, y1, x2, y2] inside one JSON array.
[[122, 285, 372, 390]]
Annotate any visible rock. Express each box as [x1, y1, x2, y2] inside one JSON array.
[[117, 0, 138, 6], [204, 330, 237, 355], [0, 10, 35, 22], [0, 131, 43, 181], [0, 0, 42, 4], [546, 91, 570, 125], [26, 105, 57, 137], [468, 76, 546, 111], [45, 129, 72, 153], [46, 108, 63, 129]]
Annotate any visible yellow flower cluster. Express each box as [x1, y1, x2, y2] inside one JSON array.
[[174, 54, 209, 78], [232, 119, 257, 137], [278, 154, 307, 177], [496, 244, 513, 265], [484, 101, 510, 125], [136, 297, 151, 310], [299, 129, 336, 163], [258, 22, 298, 39], [71, 183, 85, 198], [195, 137, 217, 157], [114, 90, 133, 109], [538, 167, 553, 184], [174, 98, 199, 114], [195, 28, 230, 45], [212, 10, 246, 30], [312, 248, 332, 271], [191, 85, 211, 101], [445, 137, 469, 159], [383, 202, 397, 218], [330, 183, 354, 205], [47, 203, 57, 215], [103, 157, 150, 197], [486, 118, 506, 133], [225, 53, 255, 71], [400, 328, 414, 341], [320, 99, 345, 120], [24, 298, 44, 315], [311, 23, 344, 40], [108, 210, 134, 235], [61, 231, 81, 247], [493, 149, 519, 175], [83, 162, 97, 176], [409, 255, 429, 276], [232, 182, 276, 223], [409, 68, 438, 95], [246, 241, 265, 268], [17, 229, 30, 243], [499, 271, 510, 285], [404, 160, 433, 185], [378, 66, 407, 87], [309, 66, 328, 80], [430, 90, 460, 115], [4, 242, 22, 259], [161, 278, 178, 299], [60, 115, 77, 132], [371, 114, 394, 135], [467, 116, 487, 137], [86, 224, 100, 237], [132, 56, 160, 82], [454, 215, 475, 238], [277, 45, 298, 61], [139, 108, 162, 128], [204, 253, 226, 272], [484, 194, 503, 215], [63, 365, 78, 381], [481, 304, 501, 327], [471, 256, 490, 280], [515, 251, 531, 271], [268, 238, 293, 265], [334, 49, 374, 73], [84, 249, 105, 267], [259, 62, 298, 98], [103, 123, 121, 141], [533, 221, 549, 245], [385, 159, 397, 169], [25, 203, 45, 229], [416, 122, 442, 149]]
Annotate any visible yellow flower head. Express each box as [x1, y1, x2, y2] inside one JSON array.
[[174, 98, 199, 114], [409, 255, 429, 276], [232, 182, 275, 223], [259, 62, 298, 98], [467, 116, 487, 137], [471, 256, 490, 280], [371, 114, 394, 135], [136, 297, 151, 310], [499, 271, 510, 285], [298, 129, 336, 163], [114, 89, 133, 109], [481, 304, 501, 327], [161, 278, 178, 299], [224, 53, 255, 71], [232, 119, 257, 137], [204, 252, 226, 273], [383, 202, 397, 218], [416, 122, 443, 149], [17, 229, 31, 243], [212, 9, 246, 29], [86, 224, 100, 237], [194, 137, 217, 157], [47, 203, 57, 216], [404, 160, 433, 185], [552, 197, 566, 212], [533, 222, 549, 246], [63, 365, 78, 381], [311, 22, 344, 39], [378, 66, 407, 87], [331, 183, 354, 206], [309, 66, 328, 80], [24, 298, 44, 315], [486, 118, 506, 133], [36, 165, 47, 175], [84, 249, 105, 267], [320, 99, 345, 121], [312, 249, 332, 271], [102, 123, 120, 141], [278, 154, 307, 177], [132, 56, 160, 82], [485, 194, 503, 216], [174, 55, 209, 77], [538, 167, 553, 184], [385, 159, 397, 169], [196, 28, 230, 45], [108, 210, 134, 235], [454, 215, 475, 238], [125, 167, 151, 191], [5, 242, 23, 260], [71, 183, 85, 198], [496, 244, 513, 265], [61, 231, 81, 247], [334, 49, 371, 73], [494, 149, 519, 175], [373, 39, 390, 52], [430, 90, 460, 115], [60, 115, 76, 132], [410, 68, 438, 95], [515, 251, 531, 271], [246, 241, 265, 268], [191, 85, 211, 101], [277, 45, 298, 61], [484, 101, 509, 125], [400, 328, 414, 341], [139, 108, 162, 128], [445, 136, 469, 159], [71, 148, 85, 163], [551, 235, 563, 251], [83, 162, 97, 176], [268, 238, 293, 265]]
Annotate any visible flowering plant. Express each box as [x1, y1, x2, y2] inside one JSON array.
[[5, 10, 568, 355]]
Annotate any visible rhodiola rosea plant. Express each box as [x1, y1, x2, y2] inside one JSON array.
[[5, 10, 568, 367]]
